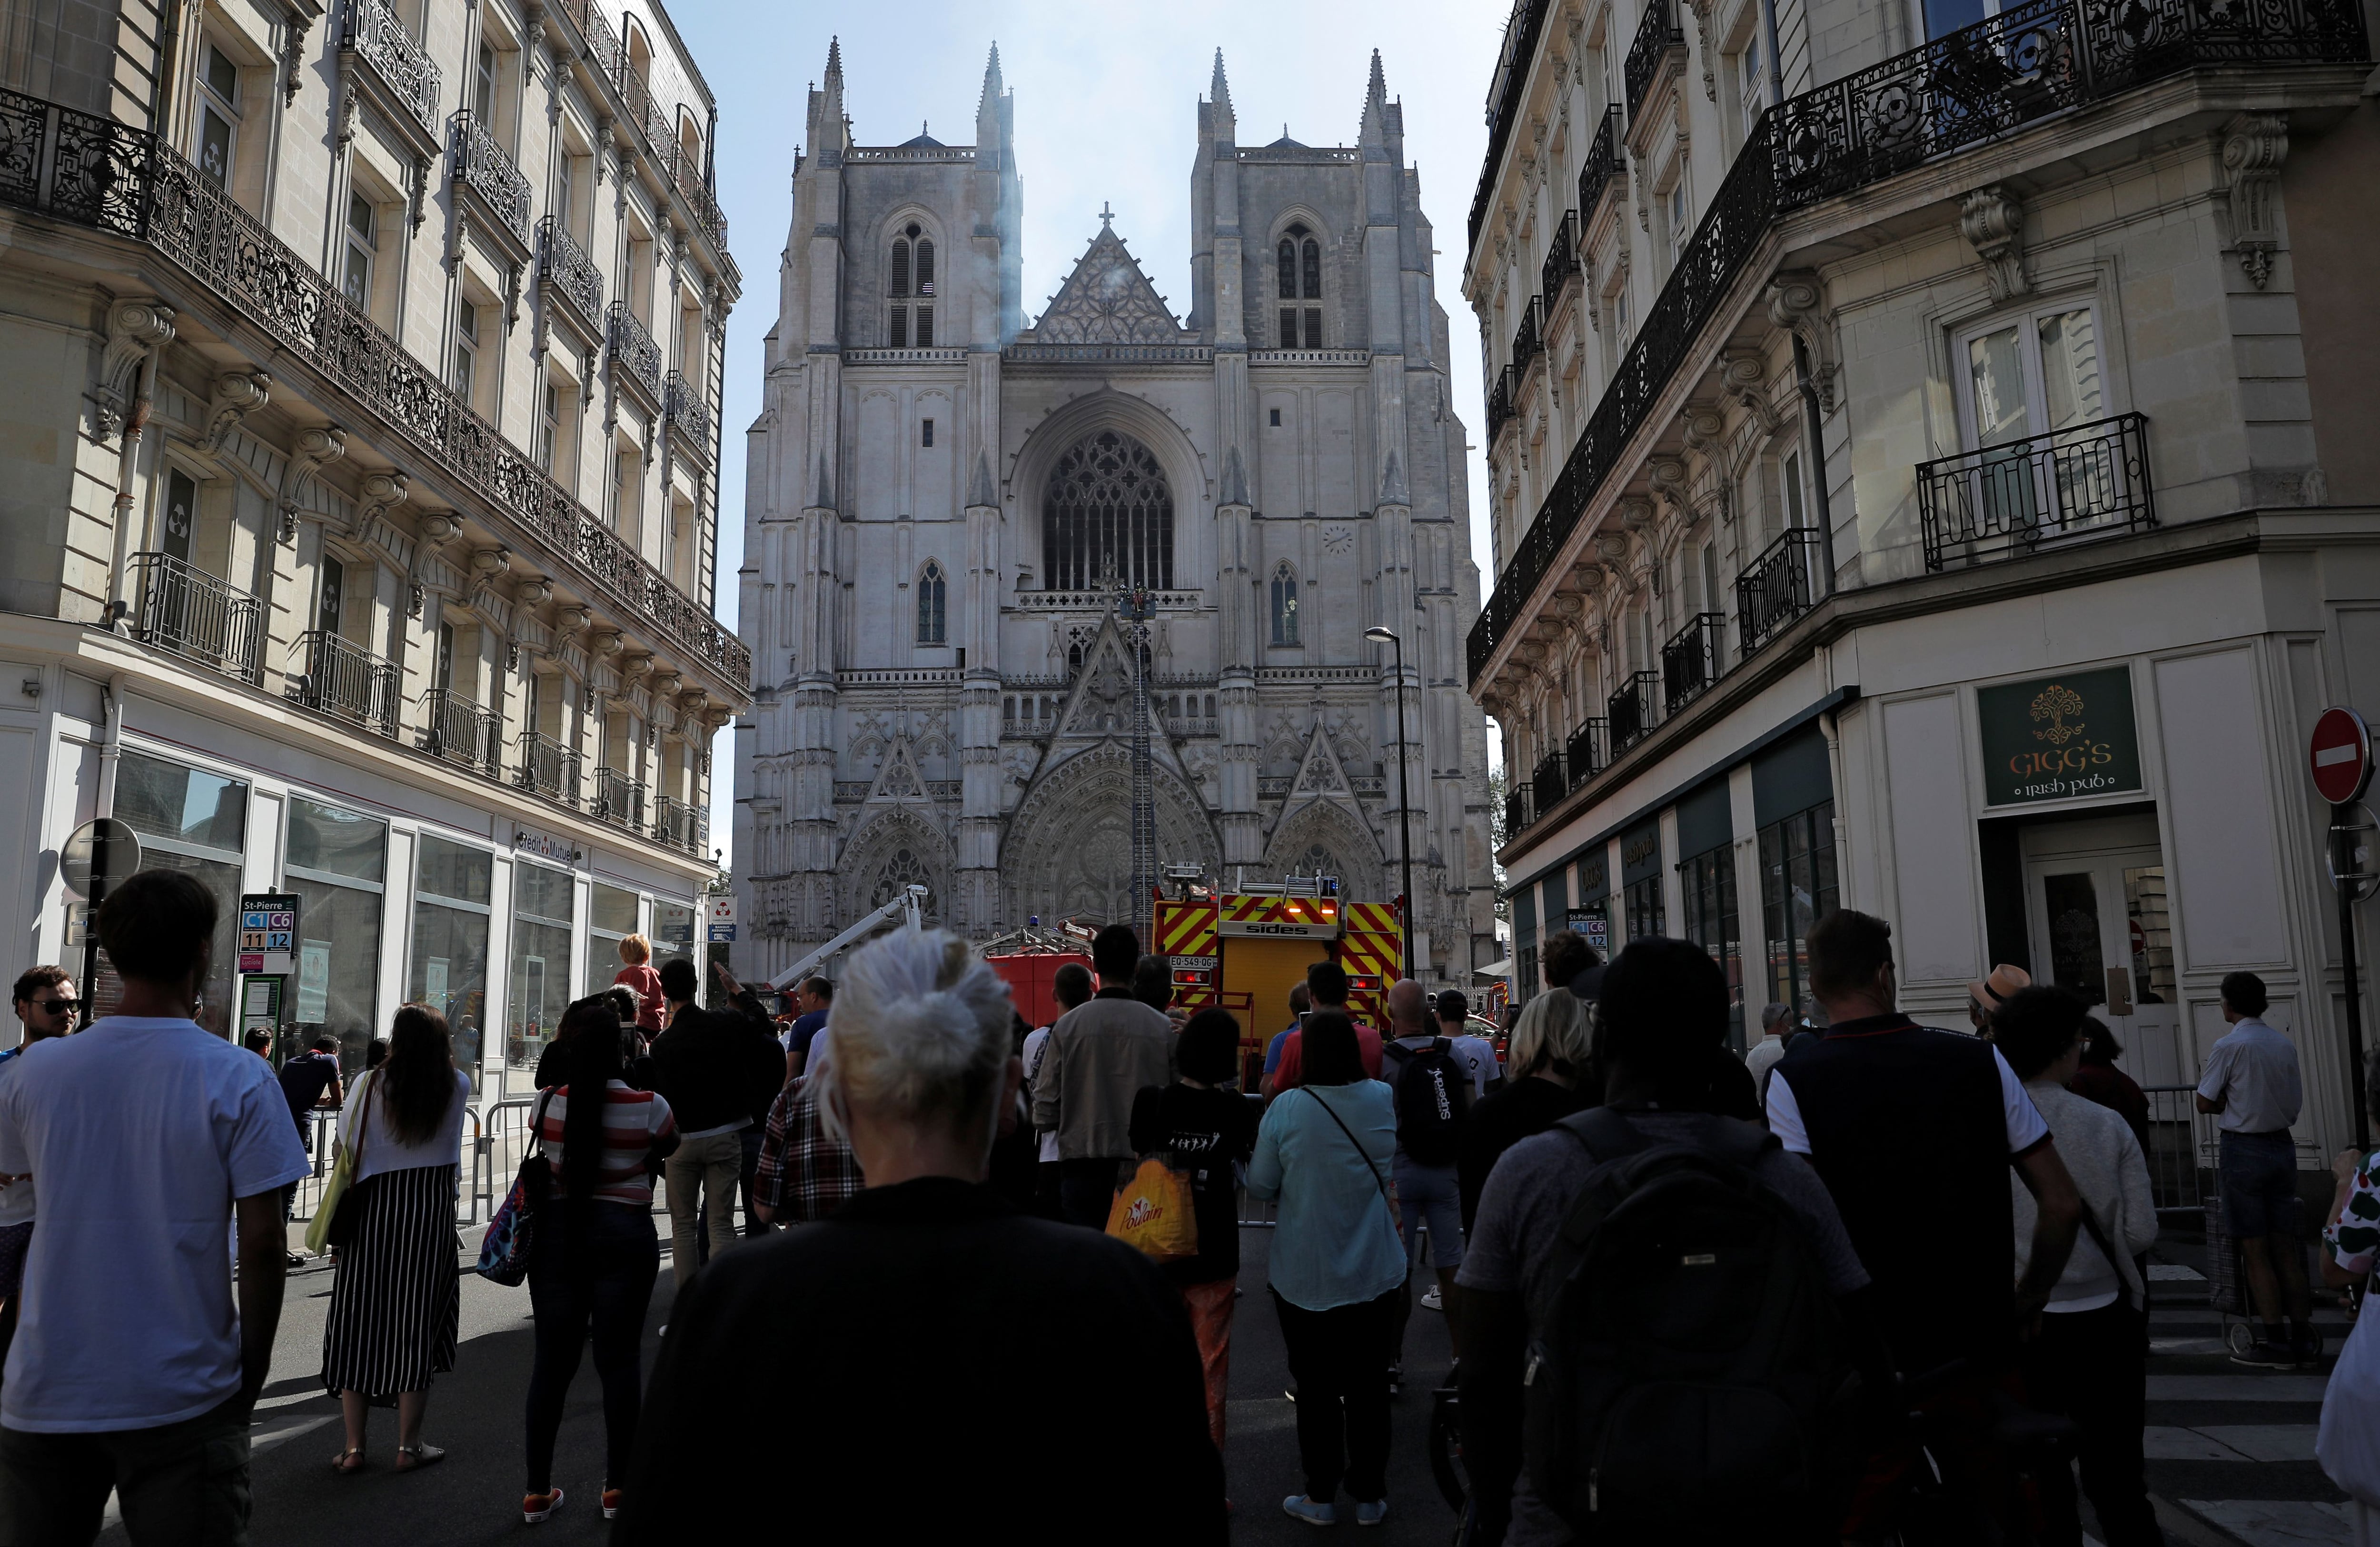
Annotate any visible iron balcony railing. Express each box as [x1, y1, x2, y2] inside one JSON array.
[[607, 301, 663, 399], [1916, 411, 2154, 572], [663, 370, 714, 462], [1487, 367, 1517, 443], [1608, 670, 1662, 752], [537, 215, 603, 329], [1469, 0, 1556, 247], [1736, 527, 1824, 656], [1465, 0, 2365, 688], [420, 688, 501, 773], [1512, 295, 1546, 379], [653, 794, 708, 855], [344, 0, 441, 138], [1577, 105, 1625, 219], [666, 140, 728, 249], [451, 110, 532, 246], [1625, 0, 1688, 120], [1503, 784, 1535, 845], [594, 767, 646, 832], [1531, 751, 1567, 816], [285, 629, 398, 737], [515, 731, 581, 805], [125, 551, 262, 685], [1661, 611, 1726, 714], [0, 89, 752, 689], [1566, 719, 1608, 789], [1541, 210, 1581, 306]]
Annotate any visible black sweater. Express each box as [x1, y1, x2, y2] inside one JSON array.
[[646, 997, 782, 1134]]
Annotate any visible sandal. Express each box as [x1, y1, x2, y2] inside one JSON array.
[[394, 1444, 446, 1472], [330, 1447, 365, 1474]]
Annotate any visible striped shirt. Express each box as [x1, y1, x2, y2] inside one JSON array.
[[538, 1081, 676, 1207]]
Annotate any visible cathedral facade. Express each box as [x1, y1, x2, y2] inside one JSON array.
[[735, 41, 1497, 986]]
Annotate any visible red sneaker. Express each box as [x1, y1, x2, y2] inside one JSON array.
[[603, 1486, 625, 1520], [523, 1487, 564, 1524]]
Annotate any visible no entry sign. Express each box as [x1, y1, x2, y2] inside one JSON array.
[[2311, 706, 2374, 806]]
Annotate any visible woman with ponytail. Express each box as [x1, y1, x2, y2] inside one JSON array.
[[520, 997, 677, 1525]]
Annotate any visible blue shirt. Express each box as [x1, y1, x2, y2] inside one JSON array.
[[783, 1009, 828, 1057], [0, 1018, 309, 1431], [1263, 1026, 1295, 1076], [1245, 1080, 1404, 1312], [2196, 1017, 2303, 1134]]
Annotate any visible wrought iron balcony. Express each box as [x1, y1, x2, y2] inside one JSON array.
[[560, 0, 622, 80], [607, 301, 662, 400], [1541, 211, 1581, 306], [1577, 105, 1625, 219], [663, 370, 714, 462], [594, 767, 645, 832], [420, 688, 501, 774], [653, 794, 708, 855], [1566, 719, 1608, 790], [0, 92, 752, 690], [344, 0, 441, 138], [1608, 670, 1661, 752], [1660, 612, 1726, 715], [537, 216, 603, 329], [1512, 295, 1546, 379], [515, 731, 581, 805], [1736, 527, 1823, 656], [125, 551, 262, 686], [667, 141, 728, 249], [1466, 0, 2364, 689], [1486, 367, 1516, 443], [1502, 784, 1535, 845], [1530, 751, 1568, 816], [1916, 412, 2154, 572], [285, 629, 398, 737], [1469, 0, 1555, 247], [1625, 0, 1687, 120], [451, 110, 532, 246]]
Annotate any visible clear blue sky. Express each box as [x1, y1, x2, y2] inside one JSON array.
[[680, 0, 1512, 861]]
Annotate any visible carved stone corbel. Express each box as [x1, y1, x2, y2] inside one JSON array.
[[277, 426, 347, 541], [407, 155, 430, 233], [94, 299, 175, 441], [1648, 458, 1690, 515], [1595, 529, 1634, 559], [279, 8, 312, 107], [1958, 185, 2028, 302], [2221, 112, 2288, 289], [1721, 348, 1780, 433], [1765, 271, 1839, 414], [349, 470, 410, 543], [465, 546, 512, 613], [1687, 0, 1718, 100], [203, 371, 273, 453]]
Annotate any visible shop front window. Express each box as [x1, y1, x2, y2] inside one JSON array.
[[109, 750, 248, 1036], [410, 835, 492, 1091], [1758, 801, 1839, 1021], [286, 797, 387, 1075], [508, 862, 575, 1071], [1623, 875, 1666, 943], [1677, 848, 1744, 1049], [588, 882, 639, 999], [653, 899, 696, 973]]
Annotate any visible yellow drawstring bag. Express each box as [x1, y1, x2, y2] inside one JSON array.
[[1105, 1158, 1200, 1262]]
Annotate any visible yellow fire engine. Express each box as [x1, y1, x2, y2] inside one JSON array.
[[1153, 876, 1404, 1080]]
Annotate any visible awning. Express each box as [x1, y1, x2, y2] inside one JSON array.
[[1475, 958, 1513, 979]]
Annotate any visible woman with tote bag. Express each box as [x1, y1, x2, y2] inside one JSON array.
[[2318, 1050, 2380, 1546]]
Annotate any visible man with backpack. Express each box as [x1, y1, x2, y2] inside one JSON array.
[[1382, 978, 1472, 1387], [1456, 938, 1877, 1547]]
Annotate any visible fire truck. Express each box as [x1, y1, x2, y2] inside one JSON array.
[[1152, 870, 1404, 1085]]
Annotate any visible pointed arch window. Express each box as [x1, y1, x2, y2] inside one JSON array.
[[1276, 222, 1323, 348], [888, 222, 935, 348], [1041, 430, 1174, 591], [1270, 563, 1300, 646], [915, 560, 947, 644]]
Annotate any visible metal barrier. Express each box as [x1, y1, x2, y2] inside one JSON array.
[[2140, 1085, 2215, 1221]]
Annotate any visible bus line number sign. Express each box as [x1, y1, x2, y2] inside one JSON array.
[[238, 892, 300, 977]]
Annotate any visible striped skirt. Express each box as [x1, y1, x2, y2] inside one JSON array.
[[321, 1162, 459, 1402]]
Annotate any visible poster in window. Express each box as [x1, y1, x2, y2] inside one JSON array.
[[297, 940, 331, 1023], [425, 956, 449, 1011]]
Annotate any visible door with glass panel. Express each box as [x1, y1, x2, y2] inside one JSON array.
[[2021, 814, 2182, 1087], [1956, 303, 2116, 547]]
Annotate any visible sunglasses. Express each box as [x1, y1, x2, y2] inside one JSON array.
[[32, 998, 78, 1016]]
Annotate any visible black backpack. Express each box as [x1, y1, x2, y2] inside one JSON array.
[[1522, 1108, 1857, 1544], [1385, 1037, 1470, 1167]]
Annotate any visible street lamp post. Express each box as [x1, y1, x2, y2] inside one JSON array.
[[1366, 625, 1415, 978]]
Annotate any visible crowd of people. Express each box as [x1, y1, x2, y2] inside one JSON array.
[[0, 867, 2374, 1547]]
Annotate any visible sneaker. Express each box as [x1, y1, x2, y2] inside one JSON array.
[[523, 1487, 564, 1524], [2291, 1327, 2325, 1367], [1419, 1284, 1444, 1311], [1282, 1496, 1338, 1527], [1355, 1499, 1389, 1527], [2231, 1338, 2297, 1369], [602, 1485, 624, 1520]]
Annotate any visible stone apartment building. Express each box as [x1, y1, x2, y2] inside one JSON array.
[[0, 0, 745, 1096], [1466, 0, 2379, 1157]]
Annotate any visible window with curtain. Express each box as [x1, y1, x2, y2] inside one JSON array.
[[1276, 223, 1323, 348], [286, 797, 388, 1075], [916, 560, 947, 643], [409, 835, 492, 1089]]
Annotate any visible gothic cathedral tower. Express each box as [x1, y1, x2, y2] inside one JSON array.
[[738, 42, 1497, 987]]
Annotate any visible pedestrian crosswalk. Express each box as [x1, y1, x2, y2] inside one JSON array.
[[2135, 1279, 2354, 1547]]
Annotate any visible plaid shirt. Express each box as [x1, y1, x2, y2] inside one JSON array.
[[754, 1075, 863, 1223]]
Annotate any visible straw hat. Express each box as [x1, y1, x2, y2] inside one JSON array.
[[1967, 963, 2032, 1012]]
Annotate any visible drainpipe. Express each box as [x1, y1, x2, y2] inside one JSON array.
[[150, 0, 184, 137], [106, 346, 162, 631], [1760, 0, 1785, 107], [1793, 334, 1837, 599]]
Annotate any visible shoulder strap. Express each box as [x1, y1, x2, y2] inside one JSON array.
[[532, 1088, 556, 1160], [348, 1070, 376, 1169], [1302, 1088, 1392, 1205], [2073, 1195, 2133, 1311], [1694, 1114, 1781, 1172]]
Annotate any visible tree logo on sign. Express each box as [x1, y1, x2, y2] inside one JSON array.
[[2029, 684, 2088, 746]]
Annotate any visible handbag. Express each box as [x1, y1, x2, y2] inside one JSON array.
[[1106, 1156, 1200, 1262], [476, 1091, 555, 1287], [303, 1071, 375, 1257]]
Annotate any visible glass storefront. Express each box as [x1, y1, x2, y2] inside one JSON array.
[[109, 751, 248, 1036], [286, 798, 387, 1074], [508, 861, 575, 1071], [653, 899, 696, 971], [1758, 800, 1839, 1022], [588, 882, 639, 998], [409, 836, 492, 1090], [1677, 847, 1744, 1049]]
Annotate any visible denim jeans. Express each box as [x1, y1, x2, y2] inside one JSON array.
[[0, 1395, 252, 1546], [525, 1200, 659, 1494]]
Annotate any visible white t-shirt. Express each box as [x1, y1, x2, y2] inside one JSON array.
[[0, 1048, 37, 1229], [1767, 1044, 2049, 1158], [1447, 1033, 1500, 1098], [340, 1067, 473, 1183], [0, 1018, 309, 1432], [1021, 1026, 1059, 1164]]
